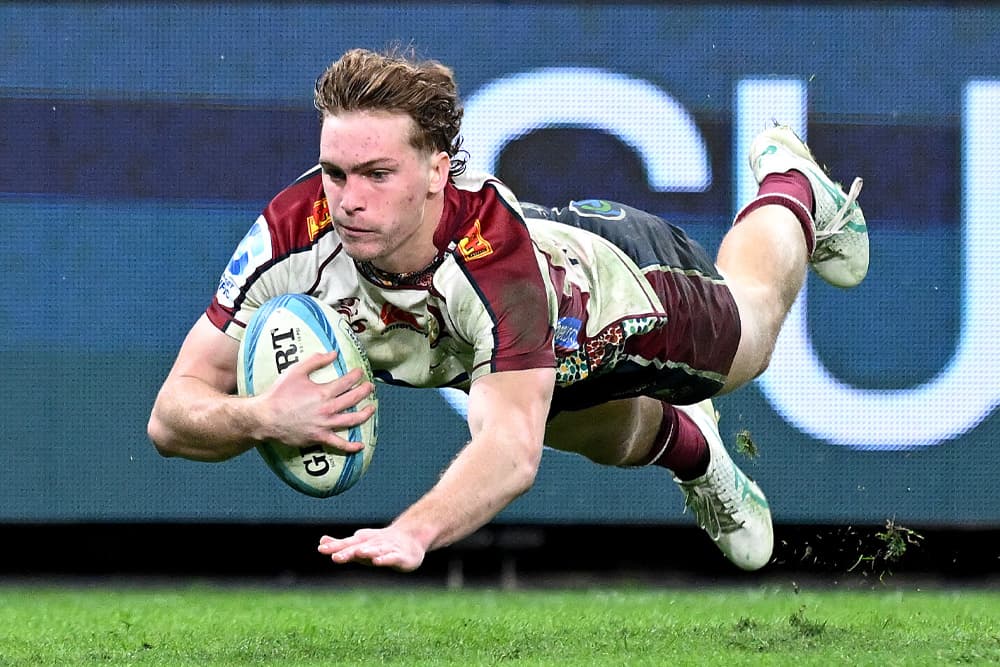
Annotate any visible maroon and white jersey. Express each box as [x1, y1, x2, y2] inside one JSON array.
[[208, 167, 739, 410]]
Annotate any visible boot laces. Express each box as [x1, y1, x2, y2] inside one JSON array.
[[815, 177, 864, 242], [680, 474, 746, 540]]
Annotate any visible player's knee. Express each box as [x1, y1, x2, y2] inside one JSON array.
[[548, 429, 630, 465], [721, 335, 776, 394], [545, 398, 657, 466]]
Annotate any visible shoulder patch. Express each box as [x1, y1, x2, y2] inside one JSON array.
[[216, 216, 273, 308], [457, 218, 494, 261], [307, 198, 332, 240]]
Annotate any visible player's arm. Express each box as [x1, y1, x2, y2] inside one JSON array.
[[147, 314, 374, 462], [395, 366, 553, 548], [318, 366, 554, 570]]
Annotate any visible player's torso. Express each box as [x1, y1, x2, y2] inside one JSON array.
[[311, 256, 480, 389], [211, 169, 673, 390]]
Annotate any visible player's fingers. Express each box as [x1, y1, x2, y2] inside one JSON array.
[[370, 551, 400, 567], [317, 528, 378, 551], [317, 535, 357, 554], [313, 411, 371, 449], [372, 550, 423, 572], [329, 547, 365, 564], [325, 371, 375, 412], [310, 432, 366, 454], [297, 350, 339, 376], [320, 367, 369, 394]]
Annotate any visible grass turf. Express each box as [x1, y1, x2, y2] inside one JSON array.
[[0, 584, 997, 665]]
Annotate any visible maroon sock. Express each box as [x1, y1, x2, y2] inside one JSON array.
[[734, 170, 817, 254], [641, 402, 710, 481]]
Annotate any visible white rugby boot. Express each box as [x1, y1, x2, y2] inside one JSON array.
[[674, 400, 774, 571], [748, 124, 869, 288]]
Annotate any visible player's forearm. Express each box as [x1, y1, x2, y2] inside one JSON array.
[[391, 434, 542, 552], [147, 376, 263, 462]]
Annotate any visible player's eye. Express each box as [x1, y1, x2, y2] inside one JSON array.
[[322, 166, 346, 181]]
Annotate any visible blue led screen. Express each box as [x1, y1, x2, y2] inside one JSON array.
[[2, 3, 998, 525]]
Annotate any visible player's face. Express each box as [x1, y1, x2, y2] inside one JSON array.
[[319, 110, 449, 273]]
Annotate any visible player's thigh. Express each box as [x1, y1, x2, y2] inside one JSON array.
[[544, 396, 661, 466], [716, 276, 777, 394]]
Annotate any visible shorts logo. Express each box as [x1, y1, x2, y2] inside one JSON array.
[[307, 198, 332, 240], [458, 219, 494, 261], [569, 199, 626, 220], [554, 317, 582, 353]]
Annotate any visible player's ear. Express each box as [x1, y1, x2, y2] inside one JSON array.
[[427, 151, 450, 194]]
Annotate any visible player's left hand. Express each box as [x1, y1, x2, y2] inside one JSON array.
[[317, 527, 426, 572]]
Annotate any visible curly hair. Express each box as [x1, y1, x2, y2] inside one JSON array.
[[314, 47, 467, 178]]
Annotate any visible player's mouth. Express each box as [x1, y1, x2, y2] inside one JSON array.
[[334, 220, 377, 238]]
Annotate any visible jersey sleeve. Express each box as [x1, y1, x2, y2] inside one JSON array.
[[206, 213, 275, 338], [440, 179, 558, 380], [205, 168, 339, 339]]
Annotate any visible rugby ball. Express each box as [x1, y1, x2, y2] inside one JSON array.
[[236, 293, 378, 498]]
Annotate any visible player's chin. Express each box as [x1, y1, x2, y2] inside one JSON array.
[[340, 242, 383, 264]]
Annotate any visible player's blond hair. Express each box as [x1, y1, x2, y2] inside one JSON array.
[[314, 47, 467, 178]]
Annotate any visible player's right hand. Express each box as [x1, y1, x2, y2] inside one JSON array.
[[253, 350, 375, 452]]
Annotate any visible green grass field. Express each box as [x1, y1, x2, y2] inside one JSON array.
[[0, 584, 997, 666]]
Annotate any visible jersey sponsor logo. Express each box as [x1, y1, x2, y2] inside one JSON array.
[[217, 218, 272, 307], [457, 218, 494, 261], [307, 198, 332, 240], [569, 199, 626, 220], [554, 316, 582, 353], [380, 302, 423, 334]]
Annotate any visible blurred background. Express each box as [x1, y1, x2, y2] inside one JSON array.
[[2, 2, 997, 584]]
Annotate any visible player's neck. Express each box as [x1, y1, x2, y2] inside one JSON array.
[[370, 193, 444, 275]]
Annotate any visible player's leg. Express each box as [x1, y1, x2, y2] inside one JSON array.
[[546, 395, 773, 571], [545, 397, 662, 467], [715, 203, 807, 391], [717, 125, 869, 393], [537, 197, 775, 570]]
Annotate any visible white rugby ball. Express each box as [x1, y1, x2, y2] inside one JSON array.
[[236, 293, 378, 498]]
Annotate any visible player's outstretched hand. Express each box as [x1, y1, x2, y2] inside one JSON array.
[[317, 527, 426, 572], [258, 350, 375, 452]]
